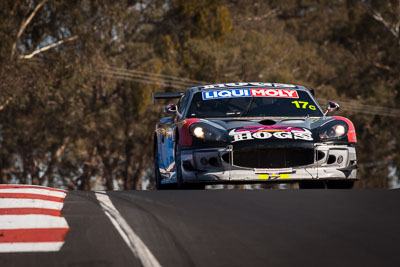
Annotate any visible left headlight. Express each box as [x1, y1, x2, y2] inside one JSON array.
[[318, 121, 348, 141], [189, 122, 228, 142]]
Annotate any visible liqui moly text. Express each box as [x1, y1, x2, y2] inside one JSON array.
[[202, 89, 298, 100]]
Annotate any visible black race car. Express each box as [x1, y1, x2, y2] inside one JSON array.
[[153, 82, 357, 189]]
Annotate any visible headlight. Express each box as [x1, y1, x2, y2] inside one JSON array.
[[192, 127, 205, 139], [334, 125, 346, 136], [318, 121, 348, 141], [189, 123, 228, 142]]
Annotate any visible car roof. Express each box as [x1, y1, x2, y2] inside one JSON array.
[[188, 82, 309, 93]]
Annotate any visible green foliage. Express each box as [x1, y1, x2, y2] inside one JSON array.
[[170, 0, 232, 40]]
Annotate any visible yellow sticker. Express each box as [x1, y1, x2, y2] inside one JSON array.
[[280, 173, 291, 179], [177, 120, 187, 128], [258, 173, 291, 179]]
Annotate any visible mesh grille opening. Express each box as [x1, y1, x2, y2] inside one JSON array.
[[224, 147, 315, 168]]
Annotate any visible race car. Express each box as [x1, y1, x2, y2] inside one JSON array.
[[153, 82, 358, 189]]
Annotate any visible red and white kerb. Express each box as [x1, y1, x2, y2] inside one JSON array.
[[0, 185, 70, 253]]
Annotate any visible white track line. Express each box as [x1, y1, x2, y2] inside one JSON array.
[[95, 191, 162, 267], [0, 188, 66, 198], [0, 198, 64, 210], [0, 242, 65, 252], [0, 214, 68, 229]]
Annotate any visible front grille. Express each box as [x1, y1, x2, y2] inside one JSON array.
[[223, 147, 315, 168]]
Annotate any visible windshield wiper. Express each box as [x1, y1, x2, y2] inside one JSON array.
[[240, 97, 254, 117]]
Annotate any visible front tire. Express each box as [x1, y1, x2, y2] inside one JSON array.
[[174, 141, 185, 189], [154, 140, 166, 190]]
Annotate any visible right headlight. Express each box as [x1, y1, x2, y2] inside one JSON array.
[[318, 120, 348, 141], [189, 122, 228, 142], [192, 126, 205, 139]]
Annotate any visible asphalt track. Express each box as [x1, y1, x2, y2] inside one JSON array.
[[1, 189, 400, 267]]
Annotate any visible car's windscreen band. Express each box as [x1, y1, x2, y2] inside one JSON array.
[[189, 90, 322, 118]]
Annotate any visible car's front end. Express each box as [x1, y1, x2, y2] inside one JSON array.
[[178, 116, 357, 186]]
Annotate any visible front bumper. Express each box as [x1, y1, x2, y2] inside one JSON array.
[[179, 144, 357, 183]]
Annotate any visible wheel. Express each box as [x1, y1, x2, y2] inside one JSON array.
[[298, 180, 326, 189], [174, 140, 185, 189], [326, 180, 354, 189], [154, 140, 166, 190]]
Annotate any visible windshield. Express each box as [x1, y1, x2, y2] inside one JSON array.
[[187, 89, 323, 118]]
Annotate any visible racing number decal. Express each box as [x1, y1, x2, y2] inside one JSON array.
[[291, 101, 316, 110]]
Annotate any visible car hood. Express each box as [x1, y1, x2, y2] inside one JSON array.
[[204, 117, 332, 131], [185, 116, 336, 148]]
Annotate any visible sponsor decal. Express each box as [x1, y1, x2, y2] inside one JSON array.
[[311, 118, 321, 124], [235, 125, 304, 133], [156, 128, 166, 135], [202, 89, 250, 100], [254, 168, 293, 174], [229, 126, 313, 142], [202, 89, 298, 100], [258, 173, 291, 180], [199, 82, 297, 89]]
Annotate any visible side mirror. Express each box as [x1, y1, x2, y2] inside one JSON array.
[[325, 101, 340, 114], [164, 104, 178, 114]]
